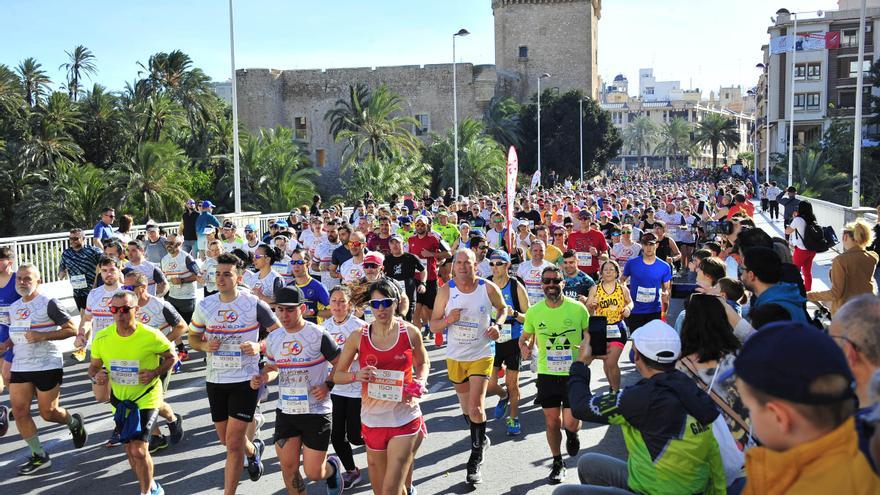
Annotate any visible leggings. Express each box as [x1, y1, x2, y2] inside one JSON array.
[[793, 247, 817, 292], [331, 394, 364, 471]]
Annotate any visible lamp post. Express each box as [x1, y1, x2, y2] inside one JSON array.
[[756, 62, 770, 183], [579, 97, 584, 183], [452, 28, 469, 199], [853, 0, 867, 208], [537, 73, 551, 186], [228, 0, 241, 213]]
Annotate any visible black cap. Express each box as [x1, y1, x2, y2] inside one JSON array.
[[734, 322, 855, 405], [274, 286, 305, 306]]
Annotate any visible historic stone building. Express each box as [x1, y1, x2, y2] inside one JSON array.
[[234, 0, 602, 194]]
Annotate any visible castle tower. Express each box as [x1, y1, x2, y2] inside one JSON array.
[[493, 0, 601, 102]]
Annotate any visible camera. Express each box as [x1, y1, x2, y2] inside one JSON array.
[[704, 220, 733, 237]]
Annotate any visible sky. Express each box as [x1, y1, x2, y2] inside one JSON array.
[[1, 0, 842, 98]]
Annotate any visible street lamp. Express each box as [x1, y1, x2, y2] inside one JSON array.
[[228, 0, 241, 213], [756, 62, 770, 183], [537, 73, 551, 186], [853, 0, 867, 208], [452, 28, 470, 199], [579, 97, 584, 183]]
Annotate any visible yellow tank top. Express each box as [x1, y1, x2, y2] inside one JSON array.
[[594, 282, 626, 324]]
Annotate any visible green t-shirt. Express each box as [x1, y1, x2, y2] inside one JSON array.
[[433, 223, 460, 246], [91, 322, 172, 409], [523, 297, 590, 376]]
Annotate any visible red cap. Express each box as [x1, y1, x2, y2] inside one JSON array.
[[363, 252, 385, 265]]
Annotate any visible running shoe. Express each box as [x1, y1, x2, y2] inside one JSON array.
[[465, 454, 483, 484], [494, 395, 509, 420], [548, 459, 566, 484], [149, 481, 165, 495], [565, 431, 581, 458], [342, 468, 362, 488], [172, 361, 182, 374], [326, 454, 345, 495], [168, 413, 184, 445], [148, 435, 169, 453], [68, 413, 87, 448], [246, 438, 265, 481], [105, 430, 121, 448], [18, 452, 51, 475], [177, 348, 189, 361], [506, 417, 521, 436], [0, 405, 9, 437]]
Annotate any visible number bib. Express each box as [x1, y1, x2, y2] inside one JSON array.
[[526, 287, 544, 304], [212, 342, 242, 369], [636, 286, 657, 303], [497, 323, 513, 343], [280, 371, 310, 415], [368, 369, 405, 402], [9, 318, 30, 345], [70, 274, 88, 290], [0, 306, 9, 326], [606, 324, 622, 339], [576, 252, 593, 266], [451, 316, 479, 345], [109, 360, 140, 385], [546, 347, 573, 373], [363, 308, 375, 323]]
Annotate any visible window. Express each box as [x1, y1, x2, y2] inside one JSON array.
[[316, 149, 326, 167], [807, 63, 821, 80], [839, 27, 872, 48], [794, 93, 806, 110], [294, 116, 307, 141], [518, 46, 528, 58], [414, 113, 430, 136], [806, 93, 821, 110], [645, 87, 654, 95], [839, 90, 856, 108], [849, 59, 871, 78], [794, 64, 806, 80]]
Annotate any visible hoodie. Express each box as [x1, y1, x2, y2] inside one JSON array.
[[754, 282, 808, 322]]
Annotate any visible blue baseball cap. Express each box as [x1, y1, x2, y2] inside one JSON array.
[[274, 220, 288, 228], [734, 322, 855, 405], [244, 223, 257, 232], [201, 200, 215, 209], [489, 251, 510, 263], [398, 215, 413, 224]]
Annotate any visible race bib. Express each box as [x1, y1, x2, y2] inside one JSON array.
[[606, 324, 622, 339], [0, 306, 9, 326], [451, 316, 479, 345], [576, 252, 593, 266], [9, 318, 30, 345], [368, 369, 405, 402], [546, 347, 573, 373], [109, 360, 140, 386], [212, 343, 242, 369], [280, 384, 310, 415], [527, 287, 544, 304], [636, 286, 657, 304], [363, 308, 375, 323], [497, 323, 513, 343], [272, 262, 289, 274], [70, 274, 88, 290]]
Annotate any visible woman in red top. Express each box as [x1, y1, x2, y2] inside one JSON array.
[[334, 279, 430, 495]]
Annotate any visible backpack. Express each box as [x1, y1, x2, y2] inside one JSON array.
[[799, 221, 833, 253]]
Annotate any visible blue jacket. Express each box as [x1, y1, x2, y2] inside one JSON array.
[[754, 282, 807, 322], [195, 212, 221, 237]]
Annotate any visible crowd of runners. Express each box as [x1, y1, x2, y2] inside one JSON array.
[[1, 167, 880, 494]]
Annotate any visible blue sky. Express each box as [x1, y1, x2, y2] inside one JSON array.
[[2, 0, 840, 97]]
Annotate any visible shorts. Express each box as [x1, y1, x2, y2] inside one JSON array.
[[10, 369, 63, 392], [110, 393, 159, 444], [447, 357, 494, 384], [167, 296, 195, 324], [73, 294, 89, 312], [273, 411, 332, 451], [534, 373, 571, 409], [493, 340, 522, 371], [626, 312, 662, 333], [606, 321, 628, 350], [416, 280, 438, 309], [362, 416, 426, 451], [206, 381, 259, 423]]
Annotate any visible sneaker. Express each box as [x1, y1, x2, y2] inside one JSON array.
[[0, 405, 8, 437], [148, 435, 169, 453], [506, 417, 521, 436], [149, 480, 165, 495], [465, 455, 483, 484], [342, 468, 362, 488], [177, 348, 189, 361], [172, 361, 182, 374], [68, 413, 87, 448], [105, 430, 121, 448], [246, 438, 265, 481], [565, 431, 580, 458], [18, 452, 52, 475], [548, 460, 566, 484], [326, 454, 345, 495], [168, 413, 184, 445], [494, 395, 509, 421]]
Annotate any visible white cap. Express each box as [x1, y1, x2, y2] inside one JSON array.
[[631, 320, 681, 363]]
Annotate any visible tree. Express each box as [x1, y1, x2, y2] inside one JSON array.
[[653, 117, 694, 166], [325, 83, 371, 140], [423, 118, 507, 196], [623, 115, 657, 167], [60, 45, 97, 102], [75, 84, 129, 167], [483, 96, 522, 150], [695, 113, 740, 168], [21, 160, 109, 232], [347, 156, 431, 203], [16, 58, 51, 108], [793, 147, 850, 202], [114, 141, 191, 221]]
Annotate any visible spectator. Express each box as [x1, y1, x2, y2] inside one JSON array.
[[180, 198, 199, 255], [741, 247, 807, 322], [777, 186, 800, 226], [311, 194, 322, 217], [113, 214, 133, 244], [733, 322, 880, 494], [92, 207, 116, 249], [785, 200, 819, 291], [143, 222, 168, 265], [726, 193, 755, 220], [194, 200, 221, 258], [808, 219, 879, 315]]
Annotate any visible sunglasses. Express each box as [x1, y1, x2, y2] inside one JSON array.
[[363, 263, 379, 269], [109, 305, 134, 314], [493, 218, 504, 223], [348, 241, 363, 248], [541, 278, 562, 285], [121, 285, 144, 291], [253, 254, 267, 260], [368, 298, 395, 309], [621, 230, 633, 234], [489, 261, 507, 267], [290, 260, 306, 265], [553, 232, 565, 237]]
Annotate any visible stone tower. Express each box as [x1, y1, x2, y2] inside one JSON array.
[[493, 0, 601, 102]]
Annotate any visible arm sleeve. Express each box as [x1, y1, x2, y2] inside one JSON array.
[[151, 329, 173, 355], [190, 302, 206, 334], [320, 331, 341, 361], [523, 307, 535, 334], [161, 301, 183, 326], [315, 284, 330, 306], [410, 254, 425, 273], [256, 300, 280, 330], [153, 268, 168, 285], [47, 299, 73, 326]]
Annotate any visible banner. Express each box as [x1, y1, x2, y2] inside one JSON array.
[[530, 169, 540, 191], [506, 146, 518, 249], [769, 32, 840, 54]]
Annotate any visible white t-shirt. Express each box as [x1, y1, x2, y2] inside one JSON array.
[[324, 314, 367, 399], [340, 258, 365, 283], [516, 260, 555, 305], [8, 294, 72, 372], [86, 284, 120, 337], [789, 216, 807, 250]]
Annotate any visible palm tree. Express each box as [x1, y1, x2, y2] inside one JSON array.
[[432, 118, 506, 195], [22, 160, 109, 232], [653, 117, 693, 166], [0, 64, 23, 115], [695, 113, 740, 168], [59, 45, 98, 102], [16, 58, 51, 107], [114, 141, 191, 220], [325, 83, 371, 140], [483, 96, 523, 150], [348, 156, 431, 202], [623, 115, 657, 167], [77, 84, 129, 167], [793, 147, 849, 200]]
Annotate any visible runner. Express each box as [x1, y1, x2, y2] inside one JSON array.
[[430, 249, 508, 484], [243, 224, 261, 254], [291, 248, 331, 323], [242, 244, 285, 305], [586, 260, 633, 392], [383, 234, 426, 322], [516, 240, 556, 305], [220, 221, 245, 253], [340, 232, 368, 284], [609, 224, 641, 270], [160, 233, 200, 325], [323, 286, 367, 489], [144, 223, 169, 264], [566, 211, 608, 280], [367, 216, 395, 255], [519, 265, 588, 484], [621, 233, 672, 332], [272, 236, 296, 285], [409, 215, 451, 333], [88, 290, 177, 495], [560, 250, 596, 306], [334, 279, 430, 494], [256, 285, 345, 495], [313, 220, 342, 292], [0, 247, 19, 437], [58, 228, 103, 312], [187, 253, 281, 495], [125, 240, 168, 298], [75, 256, 122, 370], [7, 264, 87, 474], [485, 250, 529, 436], [200, 240, 222, 297]]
